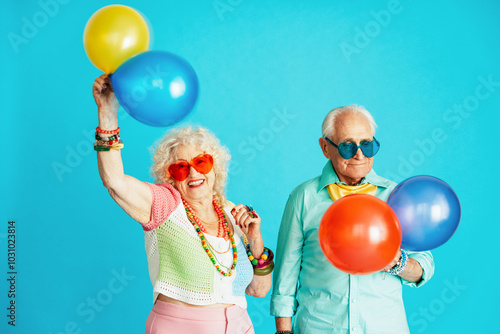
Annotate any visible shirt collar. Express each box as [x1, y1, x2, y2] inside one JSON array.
[[318, 160, 393, 192]]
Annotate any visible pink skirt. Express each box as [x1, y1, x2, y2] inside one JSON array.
[[145, 300, 254, 334]]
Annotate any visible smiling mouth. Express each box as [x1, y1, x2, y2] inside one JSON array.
[[188, 179, 205, 187]]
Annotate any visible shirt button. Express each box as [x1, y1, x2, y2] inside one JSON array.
[[352, 298, 357, 303], [352, 327, 357, 331]]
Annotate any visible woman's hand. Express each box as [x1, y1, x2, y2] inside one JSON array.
[[231, 204, 264, 257], [232, 204, 271, 298], [231, 204, 261, 241], [93, 74, 119, 110], [93, 74, 119, 127]]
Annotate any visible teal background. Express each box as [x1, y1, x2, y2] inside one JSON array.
[[1, 0, 499, 333]]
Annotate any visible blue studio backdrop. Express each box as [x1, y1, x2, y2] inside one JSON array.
[[2, 0, 499, 333]]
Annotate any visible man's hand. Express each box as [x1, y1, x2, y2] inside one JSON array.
[[382, 249, 402, 272]]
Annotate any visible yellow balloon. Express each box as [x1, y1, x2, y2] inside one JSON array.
[[84, 5, 150, 74]]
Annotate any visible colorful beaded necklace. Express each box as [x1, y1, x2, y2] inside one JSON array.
[[183, 198, 237, 276], [182, 199, 229, 239]]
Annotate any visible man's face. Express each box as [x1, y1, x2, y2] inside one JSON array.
[[319, 112, 375, 185]]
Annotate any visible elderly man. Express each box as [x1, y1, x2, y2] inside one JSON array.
[[271, 105, 435, 334]]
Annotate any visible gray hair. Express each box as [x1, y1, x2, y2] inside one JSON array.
[[150, 125, 231, 205], [321, 104, 378, 139]]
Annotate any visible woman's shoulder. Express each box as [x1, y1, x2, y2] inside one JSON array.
[[149, 182, 180, 192], [142, 183, 182, 231], [147, 182, 182, 202]]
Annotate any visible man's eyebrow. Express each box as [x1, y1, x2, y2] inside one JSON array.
[[341, 137, 372, 142], [344, 137, 373, 141]]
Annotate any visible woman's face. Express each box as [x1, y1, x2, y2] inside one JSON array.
[[170, 145, 216, 203]]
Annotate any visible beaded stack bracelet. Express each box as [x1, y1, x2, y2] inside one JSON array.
[[276, 331, 294, 334], [246, 244, 274, 276], [96, 126, 120, 134], [94, 127, 124, 151], [388, 249, 408, 276]]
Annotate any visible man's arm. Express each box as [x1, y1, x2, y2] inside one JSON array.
[[276, 317, 293, 332], [399, 258, 423, 283], [271, 196, 304, 331], [403, 250, 435, 287], [382, 249, 435, 286]]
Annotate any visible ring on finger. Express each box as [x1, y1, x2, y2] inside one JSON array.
[[245, 205, 257, 218]]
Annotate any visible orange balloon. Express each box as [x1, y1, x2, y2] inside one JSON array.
[[319, 194, 402, 275]]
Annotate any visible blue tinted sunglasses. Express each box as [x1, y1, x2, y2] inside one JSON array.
[[325, 137, 380, 159]]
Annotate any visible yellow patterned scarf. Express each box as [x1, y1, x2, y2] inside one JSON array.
[[326, 182, 378, 202]]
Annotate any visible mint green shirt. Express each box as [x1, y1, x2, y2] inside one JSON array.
[[271, 161, 435, 334]]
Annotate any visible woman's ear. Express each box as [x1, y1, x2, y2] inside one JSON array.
[[164, 167, 171, 180]]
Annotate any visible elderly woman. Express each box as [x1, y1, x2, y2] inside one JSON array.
[[92, 74, 272, 334]]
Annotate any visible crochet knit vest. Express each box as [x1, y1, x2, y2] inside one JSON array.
[[143, 183, 254, 308]]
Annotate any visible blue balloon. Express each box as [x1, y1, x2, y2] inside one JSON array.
[[387, 176, 461, 251], [110, 50, 199, 127]]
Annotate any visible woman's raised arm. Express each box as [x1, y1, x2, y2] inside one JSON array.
[[93, 74, 152, 225]]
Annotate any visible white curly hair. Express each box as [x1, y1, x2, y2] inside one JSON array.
[[150, 125, 231, 205]]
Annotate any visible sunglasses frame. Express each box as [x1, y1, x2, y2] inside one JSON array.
[[324, 137, 380, 159], [167, 154, 214, 181]]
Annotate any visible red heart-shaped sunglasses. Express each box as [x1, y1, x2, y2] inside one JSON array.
[[167, 154, 214, 181]]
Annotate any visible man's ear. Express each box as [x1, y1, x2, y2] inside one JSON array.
[[319, 138, 330, 159]]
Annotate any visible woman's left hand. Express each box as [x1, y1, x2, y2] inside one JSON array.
[[231, 204, 261, 240]]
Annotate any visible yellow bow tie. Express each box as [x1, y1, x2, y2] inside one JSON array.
[[326, 183, 378, 202]]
